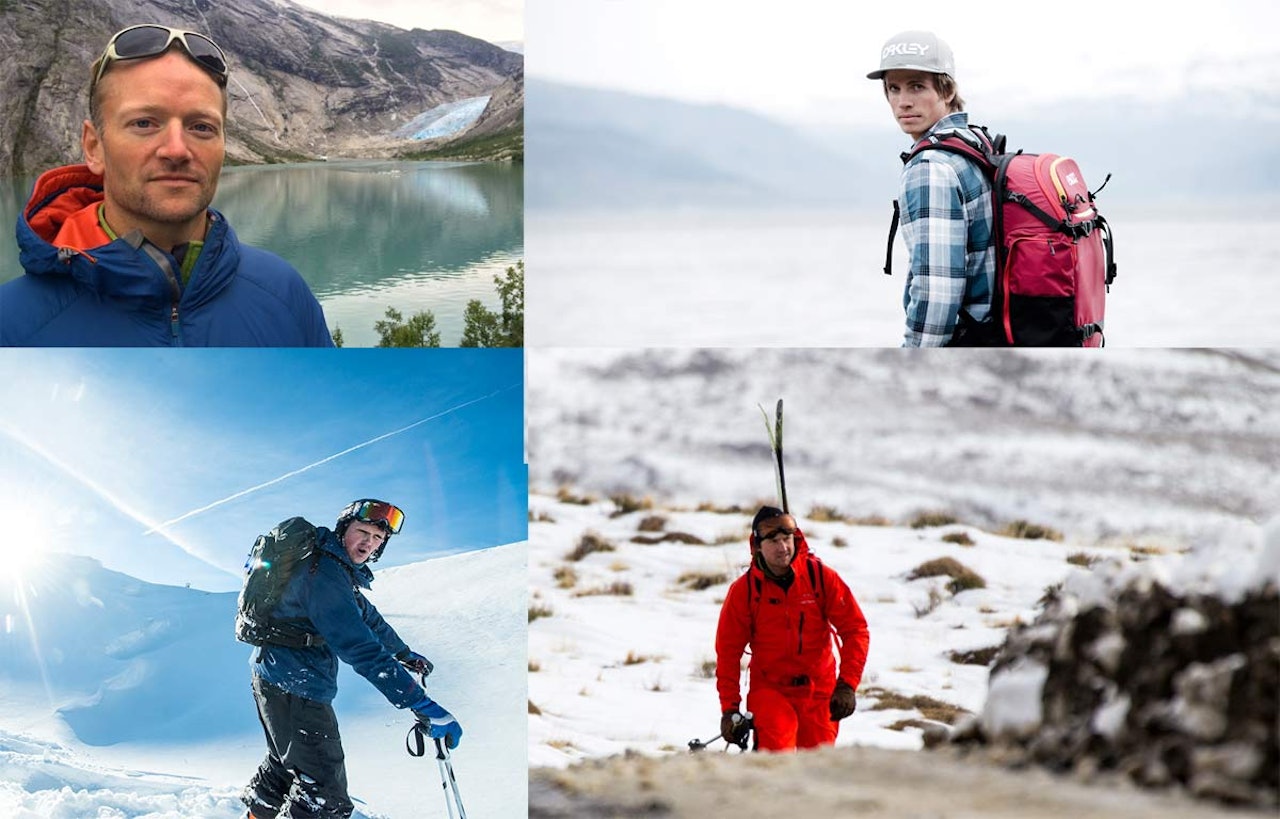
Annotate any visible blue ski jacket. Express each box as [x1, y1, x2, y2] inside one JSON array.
[[2, 164, 334, 347], [251, 527, 423, 708]]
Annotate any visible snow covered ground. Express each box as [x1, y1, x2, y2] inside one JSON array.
[[526, 348, 1278, 769], [0, 544, 527, 818], [527, 493, 1273, 768]]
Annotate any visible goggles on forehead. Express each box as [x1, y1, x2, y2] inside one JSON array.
[[759, 527, 797, 542], [343, 499, 405, 534], [93, 25, 229, 91]]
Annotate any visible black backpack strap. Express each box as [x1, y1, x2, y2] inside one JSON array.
[[884, 199, 900, 276]]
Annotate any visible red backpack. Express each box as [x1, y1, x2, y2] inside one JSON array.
[[885, 126, 1117, 347]]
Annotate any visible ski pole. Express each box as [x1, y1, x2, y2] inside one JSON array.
[[405, 724, 468, 818], [688, 711, 754, 752], [435, 737, 468, 819]]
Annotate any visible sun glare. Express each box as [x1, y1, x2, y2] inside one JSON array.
[[0, 511, 52, 583]]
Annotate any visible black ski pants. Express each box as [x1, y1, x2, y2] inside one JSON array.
[[243, 676, 354, 819]]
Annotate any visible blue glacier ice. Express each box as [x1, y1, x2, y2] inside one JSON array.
[[393, 95, 492, 140]]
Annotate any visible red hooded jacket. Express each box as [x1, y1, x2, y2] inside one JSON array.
[[715, 529, 869, 712]]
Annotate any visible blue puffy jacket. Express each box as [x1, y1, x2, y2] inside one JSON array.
[[2, 164, 334, 347], [251, 527, 423, 708]]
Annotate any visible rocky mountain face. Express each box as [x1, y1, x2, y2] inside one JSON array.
[[954, 555, 1278, 809], [0, 0, 523, 177]]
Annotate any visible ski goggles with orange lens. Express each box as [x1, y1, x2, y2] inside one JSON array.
[[346, 500, 405, 534], [93, 25, 229, 90]]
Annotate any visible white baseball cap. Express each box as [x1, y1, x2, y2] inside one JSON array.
[[867, 30, 956, 80]]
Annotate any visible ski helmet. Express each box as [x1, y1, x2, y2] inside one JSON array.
[[335, 499, 404, 563]]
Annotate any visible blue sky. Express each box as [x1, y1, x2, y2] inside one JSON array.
[[0, 349, 526, 592]]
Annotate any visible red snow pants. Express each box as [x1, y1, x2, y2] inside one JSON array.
[[746, 683, 838, 751]]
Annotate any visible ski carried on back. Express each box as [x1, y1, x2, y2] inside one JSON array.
[[757, 398, 788, 513]]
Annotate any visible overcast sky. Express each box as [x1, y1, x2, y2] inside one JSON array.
[[527, 0, 1279, 127], [292, 0, 523, 44], [0, 349, 526, 592]]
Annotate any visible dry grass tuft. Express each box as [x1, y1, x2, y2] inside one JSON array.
[[565, 530, 616, 562], [676, 570, 729, 591], [556, 486, 595, 506], [637, 514, 667, 532], [862, 687, 970, 724], [573, 581, 634, 598], [910, 511, 960, 529], [908, 557, 986, 594]]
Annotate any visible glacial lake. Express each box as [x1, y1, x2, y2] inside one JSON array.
[[1, 160, 523, 347]]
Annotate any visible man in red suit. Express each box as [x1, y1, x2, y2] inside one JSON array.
[[715, 506, 870, 750]]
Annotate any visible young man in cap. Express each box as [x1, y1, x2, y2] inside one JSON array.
[[241, 500, 460, 819], [715, 506, 870, 751], [869, 30, 996, 347], [3, 24, 333, 346]]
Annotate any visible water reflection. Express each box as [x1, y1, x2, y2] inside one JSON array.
[[0, 160, 523, 346], [214, 160, 523, 295]]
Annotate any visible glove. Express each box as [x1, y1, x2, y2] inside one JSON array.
[[411, 695, 463, 749], [396, 649, 434, 678], [720, 709, 750, 744], [829, 680, 857, 721]]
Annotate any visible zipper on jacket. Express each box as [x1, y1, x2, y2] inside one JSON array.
[[170, 303, 182, 344], [798, 612, 805, 654], [138, 241, 184, 345]]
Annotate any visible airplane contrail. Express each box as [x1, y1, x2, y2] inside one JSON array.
[[143, 384, 518, 536], [0, 421, 231, 575]]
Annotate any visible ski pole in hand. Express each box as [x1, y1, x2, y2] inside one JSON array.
[[406, 724, 468, 819], [435, 737, 467, 819], [688, 711, 755, 753]]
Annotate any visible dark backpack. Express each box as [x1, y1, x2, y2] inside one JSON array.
[[885, 125, 1117, 347], [235, 516, 328, 648]]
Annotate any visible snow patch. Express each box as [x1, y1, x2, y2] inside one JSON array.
[[980, 660, 1048, 740]]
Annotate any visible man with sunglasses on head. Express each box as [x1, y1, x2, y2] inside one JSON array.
[[2, 24, 333, 346], [242, 500, 461, 819], [714, 506, 870, 752]]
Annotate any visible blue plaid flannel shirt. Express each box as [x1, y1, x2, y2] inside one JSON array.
[[897, 112, 996, 347]]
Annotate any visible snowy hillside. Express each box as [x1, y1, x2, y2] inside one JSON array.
[[528, 349, 1279, 550], [526, 347, 1278, 792], [0, 543, 527, 818], [528, 492, 1273, 768]]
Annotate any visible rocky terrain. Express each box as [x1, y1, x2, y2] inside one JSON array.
[[958, 549, 1278, 808], [0, 0, 523, 175]]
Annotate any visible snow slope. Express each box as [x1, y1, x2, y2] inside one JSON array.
[[526, 348, 1277, 770], [0, 543, 526, 818], [527, 493, 1273, 769]]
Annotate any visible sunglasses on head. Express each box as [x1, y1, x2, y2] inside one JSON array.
[[347, 499, 405, 534], [94, 25, 229, 90], [759, 527, 797, 542]]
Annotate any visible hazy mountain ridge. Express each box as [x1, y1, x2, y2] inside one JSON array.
[[0, 0, 524, 175], [528, 349, 1280, 546], [527, 77, 1280, 210]]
